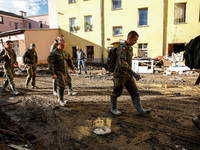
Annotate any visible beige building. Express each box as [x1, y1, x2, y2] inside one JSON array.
[[52, 0, 200, 64]]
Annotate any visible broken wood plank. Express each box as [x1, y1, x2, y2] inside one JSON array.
[[0, 128, 18, 136], [7, 144, 30, 150]]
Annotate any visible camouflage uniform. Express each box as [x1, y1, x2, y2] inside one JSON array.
[[112, 41, 139, 98], [50, 40, 76, 95], [23, 48, 38, 87], [47, 48, 68, 90], [0, 47, 18, 93]]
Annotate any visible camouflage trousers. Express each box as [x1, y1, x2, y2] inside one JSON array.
[[25, 64, 37, 86], [111, 76, 139, 98], [3, 67, 15, 86], [53, 72, 71, 89]]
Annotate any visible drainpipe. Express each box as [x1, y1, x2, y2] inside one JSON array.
[[162, 0, 165, 56], [100, 0, 104, 64]]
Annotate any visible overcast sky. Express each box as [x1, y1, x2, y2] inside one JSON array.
[[0, 0, 48, 16]]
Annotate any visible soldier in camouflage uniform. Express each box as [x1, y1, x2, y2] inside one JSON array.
[[0, 40, 19, 95], [48, 40, 73, 106], [110, 31, 150, 116], [50, 35, 77, 96], [23, 43, 38, 89]]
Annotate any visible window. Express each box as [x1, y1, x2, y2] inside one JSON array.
[[112, 0, 121, 10], [28, 23, 31, 29], [85, 16, 93, 31], [139, 8, 148, 26], [69, 0, 76, 3], [174, 3, 186, 24], [113, 26, 122, 36], [39, 21, 43, 28], [138, 44, 148, 58], [70, 18, 78, 32], [15, 23, 18, 29], [0, 16, 3, 24], [9, 22, 12, 27], [13, 41, 20, 56], [87, 46, 94, 58], [72, 46, 77, 58]]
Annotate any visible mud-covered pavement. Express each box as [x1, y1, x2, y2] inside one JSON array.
[[0, 68, 200, 150]]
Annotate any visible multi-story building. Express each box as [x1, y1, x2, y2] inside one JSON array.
[[51, 0, 200, 64]]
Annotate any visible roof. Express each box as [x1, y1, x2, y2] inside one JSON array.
[[0, 29, 25, 37], [0, 10, 24, 19]]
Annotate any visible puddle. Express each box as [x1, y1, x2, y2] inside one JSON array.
[[74, 117, 112, 137]]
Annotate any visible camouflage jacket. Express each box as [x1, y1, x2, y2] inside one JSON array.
[[113, 41, 135, 78], [0, 48, 16, 69], [22, 48, 38, 65], [47, 48, 68, 75]]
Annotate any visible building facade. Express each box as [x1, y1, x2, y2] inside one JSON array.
[[51, 0, 200, 63]]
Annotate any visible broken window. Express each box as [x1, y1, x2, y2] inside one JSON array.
[[174, 3, 186, 24], [112, 0, 121, 10], [113, 26, 122, 36], [139, 8, 148, 26], [87, 46, 94, 58], [138, 43, 148, 58]]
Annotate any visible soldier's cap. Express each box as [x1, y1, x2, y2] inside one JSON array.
[[6, 40, 13, 44], [30, 43, 36, 48]]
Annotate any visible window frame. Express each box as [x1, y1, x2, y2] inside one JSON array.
[[70, 18, 77, 33], [0, 16, 3, 24], [86, 46, 94, 59], [138, 8, 148, 27], [85, 16, 93, 32], [69, 0, 76, 4], [112, 0, 122, 10], [174, 3, 187, 24], [113, 26, 123, 37], [138, 43, 148, 58]]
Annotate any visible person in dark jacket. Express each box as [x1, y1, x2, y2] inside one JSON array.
[[110, 31, 150, 116], [47, 40, 71, 106], [23, 43, 38, 89], [0, 40, 19, 95]]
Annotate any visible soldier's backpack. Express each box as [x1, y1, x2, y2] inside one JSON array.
[[104, 46, 119, 72], [184, 35, 200, 69]]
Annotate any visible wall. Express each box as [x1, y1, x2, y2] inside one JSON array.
[[24, 29, 59, 64], [23, 14, 49, 29], [0, 14, 24, 32]]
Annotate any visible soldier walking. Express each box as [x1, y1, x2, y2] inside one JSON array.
[[110, 31, 150, 116], [0, 40, 19, 95], [50, 35, 76, 96], [23, 43, 38, 89], [47, 40, 71, 106]]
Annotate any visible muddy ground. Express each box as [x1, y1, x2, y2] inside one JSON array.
[[0, 67, 200, 150]]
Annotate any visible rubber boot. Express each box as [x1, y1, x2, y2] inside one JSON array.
[[68, 86, 77, 96], [57, 89, 66, 106], [2, 80, 10, 92], [110, 96, 122, 115], [10, 83, 19, 95], [53, 86, 57, 95], [131, 96, 150, 115]]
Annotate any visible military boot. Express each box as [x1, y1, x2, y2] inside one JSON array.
[[110, 96, 122, 115], [68, 86, 77, 96], [10, 84, 19, 95], [131, 96, 150, 115], [2, 81, 10, 92], [57, 89, 66, 106]]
